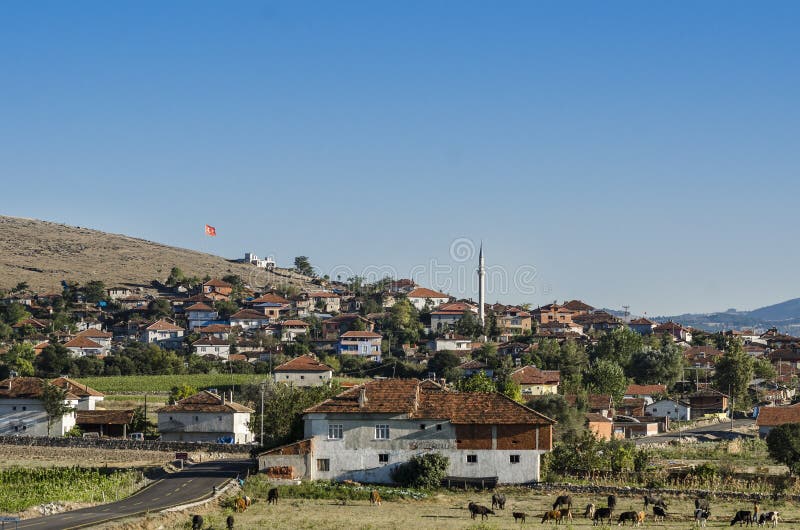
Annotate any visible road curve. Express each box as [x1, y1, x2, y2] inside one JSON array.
[[14, 459, 254, 530]]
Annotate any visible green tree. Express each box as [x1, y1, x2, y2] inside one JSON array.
[[456, 371, 497, 393], [2, 303, 32, 325], [35, 343, 73, 377], [427, 351, 461, 380], [714, 339, 754, 409], [147, 299, 173, 319], [166, 267, 185, 286], [766, 423, 800, 475], [81, 281, 106, 303], [293, 256, 315, 277], [591, 326, 643, 368], [527, 394, 587, 442], [170, 384, 198, 403], [753, 357, 777, 380], [390, 453, 449, 489], [454, 310, 482, 339], [214, 300, 239, 320], [584, 359, 628, 405], [627, 344, 684, 386], [40, 381, 74, 436]]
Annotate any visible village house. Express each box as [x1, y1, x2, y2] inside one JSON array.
[[562, 300, 594, 314], [202, 279, 233, 298], [157, 390, 254, 443], [494, 306, 532, 341], [140, 319, 185, 349], [406, 287, 450, 311], [629, 317, 657, 335], [430, 302, 478, 333], [460, 359, 493, 378], [646, 398, 691, 421], [63, 335, 107, 357], [196, 324, 231, 341], [689, 389, 729, 416], [230, 309, 272, 331], [531, 303, 576, 325], [624, 384, 667, 405], [119, 294, 149, 309], [273, 355, 334, 387], [184, 302, 221, 330], [75, 328, 113, 349], [322, 314, 375, 340], [305, 292, 341, 314], [431, 333, 472, 353], [572, 311, 622, 334], [510, 366, 560, 396], [281, 320, 310, 342], [192, 337, 231, 360], [106, 287, 132, 300], [586, 413, 614, 441], [683, 345, 725, 372], [248, 293, 292, 320], [0, 377, 77, 436], [338, 331, 383, 361], [756, 404, 800, 437], [654, 321, 692, 343], [50, 377, 104, 411], [258, 379, 555, 484]]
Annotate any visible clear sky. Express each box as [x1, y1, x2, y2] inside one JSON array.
[[2, 1, 798, 315]]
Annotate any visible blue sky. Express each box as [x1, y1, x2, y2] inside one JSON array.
[[2, 1, 798, 315]]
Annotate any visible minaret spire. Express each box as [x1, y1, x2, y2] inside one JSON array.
[[478, 242, 486, 329]]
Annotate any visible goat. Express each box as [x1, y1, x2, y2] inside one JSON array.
[[468, 502, 494, 520], [541, 509, 562, 524], [584, 503, 596, 519], [267, 487, 279, 505], [370, 490, 382, 506], [695, 509, 710, 527], [617, 511, 640, 526], [593, 507, 613, 526], [653, 505, 667, 522], [491, 492, 506, 510], [513, 511, 527, 523], [731, 510, 753, 527], [552, 495, 572, 510], [191, 515, 204, 530]]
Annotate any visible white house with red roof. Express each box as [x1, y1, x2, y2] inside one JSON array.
[[157, 390, 254, 443], [230, 309, 272, 330], [184, 302, 220, 330], [273, 355, 334, 387], [430, 302, 478, 333], [280, 320, 310, 342], [406, 287, 450, 311], [75, 328, 113, 349], [64, 336, 107, 357], [0, 377, 79, 436], [258, 379, 555, 484], [140, 319, 185, 349], [192, 337, 231, 359], [338, 331, 383, 361]]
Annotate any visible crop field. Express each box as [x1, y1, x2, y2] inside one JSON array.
[[127, 486, 797, 530], [0, 444, 175, 470], [74, 374, 269, 393]]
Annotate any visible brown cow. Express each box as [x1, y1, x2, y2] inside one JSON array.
[[370, 490, 382, 506], [541, 509, 563, 524]]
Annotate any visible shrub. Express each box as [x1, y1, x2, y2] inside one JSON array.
[[391, 453, 449, 489]]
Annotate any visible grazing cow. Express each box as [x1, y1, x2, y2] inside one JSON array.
[[235, 498, 247, 513], [695, 498, 711, 512], [191, 515, 204, 530], [584, 503, 596, 519], [541, 509, 563, 524], [731, 510, 753, 526], [559, 508, 573, 522], [653, 505, 667, 522], [757, 511, 779, 527], [267, 487, 279, 505], [370, 490, 382, 506], [695, 509, 710, 527], [468, 502, 494, 520], [242, 495, 252, 507], [593, 507, 614, 526], [608, 495, 617, 511], [617, 511, 640, 526], [553, 495, 573, 510], [491, 493, 506, 510], [513, 511, 527, 523], [643, 494, 667, 509], [226, 514, 235, 530]]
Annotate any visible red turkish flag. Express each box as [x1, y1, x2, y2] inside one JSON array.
[[205, 224, 217, 237]]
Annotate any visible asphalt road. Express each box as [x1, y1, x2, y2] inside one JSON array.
[[13, 459, 254, 530], [634, 418, 756, 445]]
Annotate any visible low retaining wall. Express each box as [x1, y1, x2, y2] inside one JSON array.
[[0, 435, 252, 454], [529, 482, 796, 502]]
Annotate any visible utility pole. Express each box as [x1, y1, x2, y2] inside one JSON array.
[[260, 381, 266, 446]]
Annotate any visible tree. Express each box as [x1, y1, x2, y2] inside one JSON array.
[[427, 351, 461, 379], [170, 384, 198, 403], [584, 359, 628, 405], [591, 326, 643, 368], [714, 339, 754, 409], [12, 282, 29, 294], [766, 423, 800, 475], [40, 381, 74, 436], [293, 256, 315, 277], [81, 281, 106, 303], [214, 300, 239, 320], [454, 310, 482, 339], [147, 299, 173, 319], [456, 372, 497, 393], [35, 343, 73, 377], [390, 453, 449, 489], [2, 303, 32, 325], [627, 344, 684, 386], [527, 394, 587, 442], [753, 358, 777, 380]]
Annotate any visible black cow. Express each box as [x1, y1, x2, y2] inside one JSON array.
[[267, 487, 279, 505], [491, 493, 506, 510], [757, 511, 779, 527], [608, 494, 617, 511], [653, 505, 667, 522], [593, 507, 613, 526], [468, 502, 495, 520], [191, 515, 204, 530], [512, 511, 526, 523], [226, 514, 235, 530], [643, 494, 667, 509], [553, 495, 572, 510], [617, 511, 640, 526], [731, 510, 753, 527], [695, 509, 710, 527]]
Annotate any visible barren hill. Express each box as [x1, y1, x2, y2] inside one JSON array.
[[0, 215, 313, 293]]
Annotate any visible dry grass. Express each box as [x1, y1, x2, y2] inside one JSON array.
[[0, 215, 314, 292], [0, 443, 175, 469]]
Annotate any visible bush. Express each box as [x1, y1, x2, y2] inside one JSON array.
[[391, 453, 449, 489]]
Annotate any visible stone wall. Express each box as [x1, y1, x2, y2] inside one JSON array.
[[0, 435, 252, 454], [530, 481, 796, 502]]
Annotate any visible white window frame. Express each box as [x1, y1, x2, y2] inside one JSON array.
[[328, 424, 343, 440], [375, 424, 390, 440]]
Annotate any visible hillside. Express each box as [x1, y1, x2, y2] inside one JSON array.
[[0, 215, 314, 293], [656, 297, 800, 334]]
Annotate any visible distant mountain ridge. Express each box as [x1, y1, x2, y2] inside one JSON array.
[[653, 297, 800, 334]]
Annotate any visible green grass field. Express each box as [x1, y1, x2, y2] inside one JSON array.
[[74, 374, 269, 393]]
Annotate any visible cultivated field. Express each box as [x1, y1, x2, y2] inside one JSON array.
[[76, 374, 269, 394], [0, 444, 175, 470], [106, 489, 798, 529]]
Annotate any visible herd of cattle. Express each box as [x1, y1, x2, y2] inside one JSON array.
[[466, 493, 781, 526]]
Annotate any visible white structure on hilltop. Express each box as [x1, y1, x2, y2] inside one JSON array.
[[244, 252, 275, 270], [478, 243, 486, 328]]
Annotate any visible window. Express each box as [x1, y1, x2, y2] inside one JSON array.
[[510, 455, 520, 464], [21, 406, 26, 411], [375, 424, 390, 440], [378, 453, 389, 464], [316, 459, 330, 472], [300, 375, 305, 379], [12, 406, 16, 411], [466, 454, 477, 464], [328, 424, 343, 440], [436, 424, 442, 431], [419, 424, 426, 430]]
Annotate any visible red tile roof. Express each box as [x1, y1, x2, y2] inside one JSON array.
[[307, 291, 339, 298], [274, 355, 334, 373], [563, 300, 595, 312], [340, 331, 382, 339], [76, 409, 133, 425], [250, 293, 290, 304], [192, 337, 229, 347], [282, 320, 309, 327], [511, 366, 561, 386], [157, 391, 254, 413], [185, 302, 215, 312], [76, 329, 113, 339], [64, 336, 104, 349], [407, 287, 449, 299], [0, 377, 79, 400], [756, 404, 800, 427], [432, 302, 476, 315], [625, 384, 667, 396], [145, 319, 184, 331], [304, 378, 555, 425], [231, 309, 270, 320], [50, 377, 104, 397], [197, 324, 231, 333]]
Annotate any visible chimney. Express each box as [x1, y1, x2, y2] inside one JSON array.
[[358, 388, 368, 408]]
